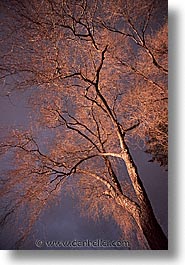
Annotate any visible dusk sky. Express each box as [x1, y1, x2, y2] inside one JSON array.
[[0, 93, 167, 250], [0, 0, 168, 250]]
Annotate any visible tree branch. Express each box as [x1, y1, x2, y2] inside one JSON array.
[[78, 169, 141, 224]]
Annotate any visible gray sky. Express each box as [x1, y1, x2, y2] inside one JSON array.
[[0, 93, 167, 250], [0, 0, 168, 249]]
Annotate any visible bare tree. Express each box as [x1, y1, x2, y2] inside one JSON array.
[[0, 0, 168, 249]]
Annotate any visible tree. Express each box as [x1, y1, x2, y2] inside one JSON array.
[[0, 0, 168, 249]]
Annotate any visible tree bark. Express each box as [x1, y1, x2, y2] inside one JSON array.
[[139, 206, 168, 250], [120, 140, 168, 250], [116, 192, 167, 250], [101, 137, 168, 249]]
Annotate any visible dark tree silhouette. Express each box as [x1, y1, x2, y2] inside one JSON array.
[[0, 0, 168, 249]]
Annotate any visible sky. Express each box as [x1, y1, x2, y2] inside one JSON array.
[[0, 93, 167, 250], [0, 0, 168, 250], [3, 0, 185, 265]]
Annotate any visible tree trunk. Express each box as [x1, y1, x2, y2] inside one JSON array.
[[117, 193, 168, 250], [99, 123, 168, 249], [139, 207, 168, 250], [120, 138, 168, 249]]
